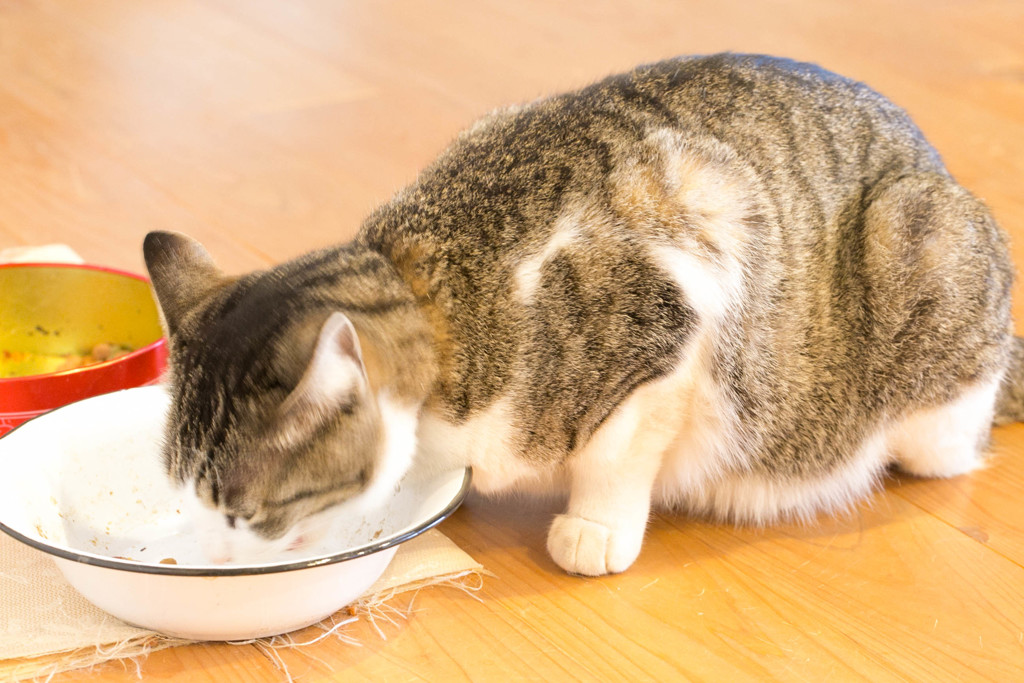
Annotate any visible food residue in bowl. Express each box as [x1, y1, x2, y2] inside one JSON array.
[[1, 343, 134, 378], [113, 556, 177, 565]]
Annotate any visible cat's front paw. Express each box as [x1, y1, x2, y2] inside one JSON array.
[[546, 514, 643, 576]]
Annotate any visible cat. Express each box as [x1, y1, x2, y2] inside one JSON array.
[[143, 53, 1023, 576]]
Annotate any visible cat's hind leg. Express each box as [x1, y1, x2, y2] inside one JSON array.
[[862, 172, 1011, 478], [547, 374, 687, 576], [888, 376, 1001, 479]]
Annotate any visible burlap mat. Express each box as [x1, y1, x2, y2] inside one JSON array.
[[0, 244, 84, 265], [0, 528, 482, 681]]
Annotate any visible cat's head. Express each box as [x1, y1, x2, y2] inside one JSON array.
[[143, 231, 416, 563]]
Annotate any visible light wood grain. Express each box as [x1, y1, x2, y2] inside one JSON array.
[[2, 1, 1023, 681], [892, 423, 1024, 566]]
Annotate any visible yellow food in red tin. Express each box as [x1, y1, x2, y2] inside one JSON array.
[[1, 343, 134, 378], [0, 263, 167, 435]]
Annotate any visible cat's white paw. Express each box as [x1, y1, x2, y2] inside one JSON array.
[[546, 514, 643, 576]]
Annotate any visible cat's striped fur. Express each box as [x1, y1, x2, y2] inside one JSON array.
[[144, 54, 1022, 575]]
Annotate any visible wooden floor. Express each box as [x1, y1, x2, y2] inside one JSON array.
[[2, 1, 1023, 680]]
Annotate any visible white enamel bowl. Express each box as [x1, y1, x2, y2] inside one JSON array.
[[0, 386, 470, 641]]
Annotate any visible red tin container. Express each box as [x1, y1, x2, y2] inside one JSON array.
[[0, 263, 167, 435]]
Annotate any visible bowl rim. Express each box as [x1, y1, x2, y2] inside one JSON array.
[[0, 386, 473, 577], [0, 261, 166, 388], [0, 468, 471, 576]]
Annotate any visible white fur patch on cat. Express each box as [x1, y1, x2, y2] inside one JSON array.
[[650, 128, 753, 242], [514, 217, 581, 305], [652, 331, 747, 504], [683, 429, 889, 525], [351, 391, 419, 513], [889, 374, 999, 478], [417, 397, 552, 492], [648, 244, 742, 321]]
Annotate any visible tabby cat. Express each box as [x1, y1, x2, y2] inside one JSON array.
[[143, 53, 1023, 576]]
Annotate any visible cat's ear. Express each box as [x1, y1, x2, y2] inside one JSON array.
[[143, 231, 224, 334], [278, 312, 368, 432]]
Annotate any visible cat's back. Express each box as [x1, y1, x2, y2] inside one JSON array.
[[587, 54, 944, 207], [471, 53, 940, 177], [370, 53, 944, 250]]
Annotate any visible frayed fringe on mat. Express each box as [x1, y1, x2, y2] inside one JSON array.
[[3, 569, 487, 683], [230, 569, 487, 683], [354, 568, 485, 640], [1, 635, 190, 683]]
